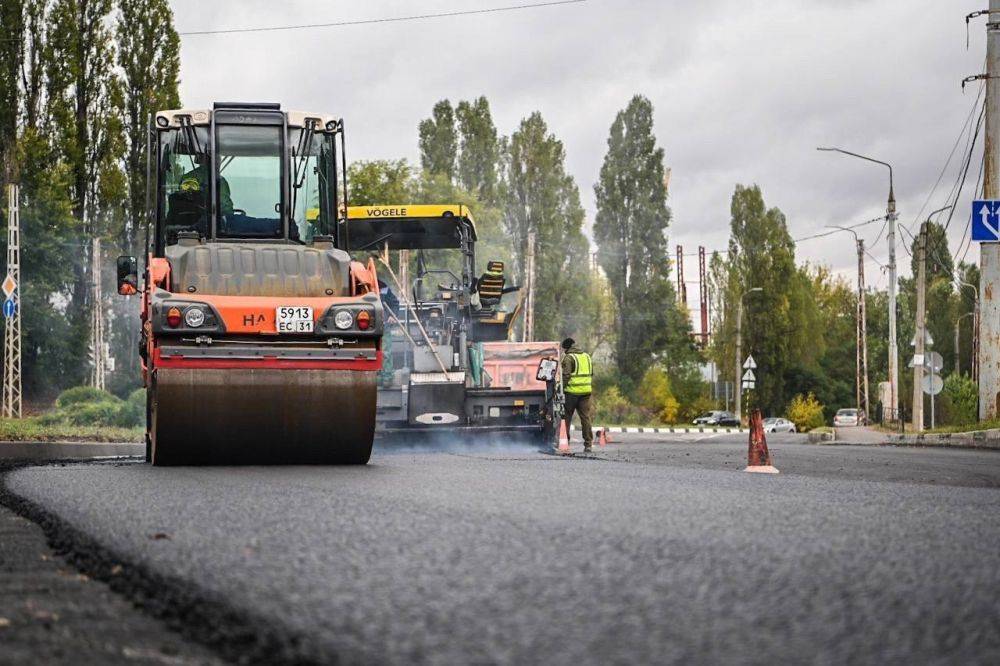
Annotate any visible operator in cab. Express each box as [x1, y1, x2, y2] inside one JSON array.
[[168, 155, 234, 238]]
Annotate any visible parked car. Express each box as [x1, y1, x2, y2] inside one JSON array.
[[833, 408, 862, 427], [692, 410, 739, 426], [763, 417, 797, 433]]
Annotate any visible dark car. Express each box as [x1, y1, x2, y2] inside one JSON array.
[[693, 410, 739, 426]]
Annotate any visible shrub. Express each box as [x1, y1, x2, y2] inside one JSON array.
[[114, 389, 146, 428], [940, 373, 977, 425], [55, 386, 118, 409], [594, 385, 633, 424], [41, 385, 146, 428], [637, 367, 680, 424], [786, 393, 825, 432]]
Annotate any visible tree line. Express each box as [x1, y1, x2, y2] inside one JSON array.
[[0, 2, 979, 425], [0, 0, 179, 402]]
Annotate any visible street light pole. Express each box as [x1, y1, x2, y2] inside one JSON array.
[[957, 280, 980, 381], [735, 287, 762, 423], [818, 147, 897, 422], [827, 225, 870, 420], [957, 311, 975, 377], [912, 205, 952, 432]]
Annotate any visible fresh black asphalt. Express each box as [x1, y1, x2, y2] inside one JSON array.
[[5, 434, 1000, 664]]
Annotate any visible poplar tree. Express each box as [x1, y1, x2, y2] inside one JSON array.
[[46, 0, 124, 385], [456, 96, 499, 203], [117, 0, 179, 254], [594, 95, 688, 384], [717, 184, 817, 414], [502, 111, 591, 342], [0, 0, 23, 182], [418, 100, 457, 180]]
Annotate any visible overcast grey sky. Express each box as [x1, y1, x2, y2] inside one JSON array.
[[171, 0, 989, 291]]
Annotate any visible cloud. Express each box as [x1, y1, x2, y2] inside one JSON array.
[[171, 0, 989, 283]]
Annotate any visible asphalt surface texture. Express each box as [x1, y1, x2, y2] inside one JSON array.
[[4, 432, 1000, 664], [0, 487, 223, 665]]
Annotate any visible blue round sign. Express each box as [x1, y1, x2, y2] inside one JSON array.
[[3, 298, 16, 318]]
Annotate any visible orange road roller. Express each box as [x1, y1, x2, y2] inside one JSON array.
[[116, 102, 382, 465]]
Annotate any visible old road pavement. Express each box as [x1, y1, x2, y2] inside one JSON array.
[[3, 433, 1000, 664]]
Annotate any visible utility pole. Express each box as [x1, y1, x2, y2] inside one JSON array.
[[817, 146, 897, 421], [3, 184, 22, 418], [857, 237, 869, 421], [90, 237, 105, 390], [523, 231, 536, 343], [698, 246, 709, 346], [828, 225, 870, 420], [888, 198, 898, 422], [913, 222, 927, 431], [676, 245, 686, 305], [981, 0, 1000, 419]]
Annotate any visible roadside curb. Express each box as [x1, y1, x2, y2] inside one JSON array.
[[0, 441, 143, 461], [886, 430, 1000, 451], [569, 426, 748, 435]]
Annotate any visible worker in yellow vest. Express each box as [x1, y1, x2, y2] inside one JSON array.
[[561, 337, 594, 453]]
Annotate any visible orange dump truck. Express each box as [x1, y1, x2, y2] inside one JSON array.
[[116, 103, 382, 465]]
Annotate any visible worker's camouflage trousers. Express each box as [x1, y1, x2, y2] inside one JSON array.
[[564, 393, 593, 446]]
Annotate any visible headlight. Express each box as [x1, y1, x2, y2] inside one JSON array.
[[334, 310, 354, 330], [184, 307, 206, 328]]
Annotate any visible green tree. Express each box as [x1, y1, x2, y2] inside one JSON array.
[[46, 0, 125, 385], [455, 96, 499, 203], [110, 0, 179, 396], [712, 184, 817, 415], [502, 111, 592, 342], [418, 100, 457, 180], [116, 0, 179, 254], [0, 0, 23, 181], [348, 159, 414, 206], [594, 95, 691, 384]]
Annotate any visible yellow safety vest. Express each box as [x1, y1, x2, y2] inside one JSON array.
[[565, 352, 593, 395]]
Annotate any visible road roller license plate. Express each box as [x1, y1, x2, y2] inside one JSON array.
[[275, 306, 314, 333]]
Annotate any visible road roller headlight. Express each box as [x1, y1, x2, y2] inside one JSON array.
[[166, 307, 182, 328], [334, 310, 354, 330], [184, 306, 206, 328]]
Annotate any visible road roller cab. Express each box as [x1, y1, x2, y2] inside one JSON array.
[[118, 103, 383, 465], [345, 205, 562, 447]]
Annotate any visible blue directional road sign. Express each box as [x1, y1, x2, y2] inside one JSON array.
[[2, 298, 15, 318], [972, 200, 1000, 241]]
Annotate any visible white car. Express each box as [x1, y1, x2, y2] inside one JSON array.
[[763, 417, 796, 433], [833, 408, 862, 427]]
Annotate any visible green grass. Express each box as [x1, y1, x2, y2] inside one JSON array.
[[0, 417, 143, 443], [923, 419, 1000, 434]]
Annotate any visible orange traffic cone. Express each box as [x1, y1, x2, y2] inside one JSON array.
[[597, 428, 609, 447], [744, 409, 779, 474], [557, 419, 571, 454]]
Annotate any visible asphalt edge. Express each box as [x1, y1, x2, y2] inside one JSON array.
[[0, 461, 329, 666]]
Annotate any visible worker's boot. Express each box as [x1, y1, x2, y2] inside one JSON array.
[[583, 444, 594, 454]]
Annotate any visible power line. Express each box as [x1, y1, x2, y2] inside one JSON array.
[[178, 0, 589, 36], [905, 70, 985, 234]]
